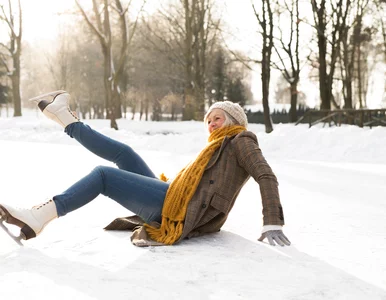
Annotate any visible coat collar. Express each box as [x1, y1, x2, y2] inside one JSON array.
[[205, 136, 231, 170]]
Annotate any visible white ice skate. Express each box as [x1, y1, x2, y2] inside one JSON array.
[[29, 90, 80, 128], [0, 200, 58, 240]]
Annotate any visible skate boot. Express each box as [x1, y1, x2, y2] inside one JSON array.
[[0, 200, 58, 240], [29, 90, 80, 128]]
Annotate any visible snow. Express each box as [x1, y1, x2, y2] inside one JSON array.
[[0, 109, 385, 300]]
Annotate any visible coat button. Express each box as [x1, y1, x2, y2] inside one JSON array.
[[209, 180, 214, 184], [202, 204, 207, 208]]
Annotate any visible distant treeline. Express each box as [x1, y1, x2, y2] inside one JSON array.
[[246, 105, 310, 124], [246, 106, 386, 128]]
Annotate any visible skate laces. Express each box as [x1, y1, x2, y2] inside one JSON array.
[[33, 199, 53, 210], [55, 92, 80, 121], [68, 108, 80, 121]]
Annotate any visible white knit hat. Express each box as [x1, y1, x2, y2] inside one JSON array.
[[204, 101, 248, 127]]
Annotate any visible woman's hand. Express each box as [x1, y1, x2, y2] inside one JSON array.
[[258, 225, 291, 246]]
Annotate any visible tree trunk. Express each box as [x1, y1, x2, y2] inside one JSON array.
[[182, 91, 195, 120], [11, 58, 21, 117], [312, 0, 351, 110], [341, 25, 354, 109], [131, 103, 136, 120], [171, 103, 176, 121], [193, 0, 207, 119], [258, 0, 274, 133], [271, 0, 301, 123], [145, 99, 149, 121], [0, 0, 23, 117], [262, 68, 273, 133], [182, 0, 194, 120], [289, 82, 298, 122], [139, 100, 143, 120], [315, 3, 331, 110]]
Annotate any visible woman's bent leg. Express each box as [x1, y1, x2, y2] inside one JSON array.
[[65, 122, 155, 177], [53, 166, 168, 223]]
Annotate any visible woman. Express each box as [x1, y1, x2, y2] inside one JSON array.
[[0, 91, 290, 247]]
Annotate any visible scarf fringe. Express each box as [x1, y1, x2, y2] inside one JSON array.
[[144, 216, 184, 245], [159, 173, 169, 182]]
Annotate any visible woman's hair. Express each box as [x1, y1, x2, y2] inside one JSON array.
[[204, 109, 239, 132]]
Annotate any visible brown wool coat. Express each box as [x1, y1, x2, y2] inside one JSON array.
[[104, 130, 285, 247]]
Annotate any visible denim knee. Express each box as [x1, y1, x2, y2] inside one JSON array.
[[91, 165, 107, 190]]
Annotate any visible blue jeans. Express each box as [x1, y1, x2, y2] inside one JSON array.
[[53, 122, 169, 223]]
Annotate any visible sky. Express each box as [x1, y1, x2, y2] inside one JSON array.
[[0, 109, 386, 299], [17, 0, 74, 42], [19, 0, 257, 42]]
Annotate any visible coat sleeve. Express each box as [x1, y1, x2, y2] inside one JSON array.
[[233, 132, 285, 226]]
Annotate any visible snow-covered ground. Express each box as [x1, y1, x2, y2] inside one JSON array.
[[0, 110, 385, 300]]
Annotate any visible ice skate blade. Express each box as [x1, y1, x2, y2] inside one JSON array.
[[0, 221, 24, 246], [19, 231, 27, 240]]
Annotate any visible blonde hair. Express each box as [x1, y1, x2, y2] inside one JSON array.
[[222, 111, 238, 126]]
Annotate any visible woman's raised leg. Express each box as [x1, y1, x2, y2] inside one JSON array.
[[28, 90, 155, 177], [65, 122, 156, 177]]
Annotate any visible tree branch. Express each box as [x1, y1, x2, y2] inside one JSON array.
[[75, 0, 106, 45]]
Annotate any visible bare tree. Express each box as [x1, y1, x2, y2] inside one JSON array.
[[339, 0, 374, 109], [0, 0, 22, 116], [75, 0, 145, 129], [44, 32, 71, 91], [69, 25, 105, 119], [310, 0, 351, 110], [127, 19, 180, 120], [271, 0, 301, 122], [340, 24, 355, 108], [375, 0, 386, 61], [160, 92, 182, 121], [353, 1, 372, 108], [252, 0, 275, 133], [206, 48, 227, 106], [142, 0, 221, 120]]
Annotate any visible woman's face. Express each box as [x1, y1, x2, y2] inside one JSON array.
[[206, 108, 226, 133]]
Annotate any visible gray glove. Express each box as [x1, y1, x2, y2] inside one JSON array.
[[258, 230, 291, 246]]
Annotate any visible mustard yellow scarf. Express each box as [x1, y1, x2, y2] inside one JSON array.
[[144, 125, 246, 245]]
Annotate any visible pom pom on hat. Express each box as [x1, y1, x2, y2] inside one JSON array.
[[204, 101, 248, 127]]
